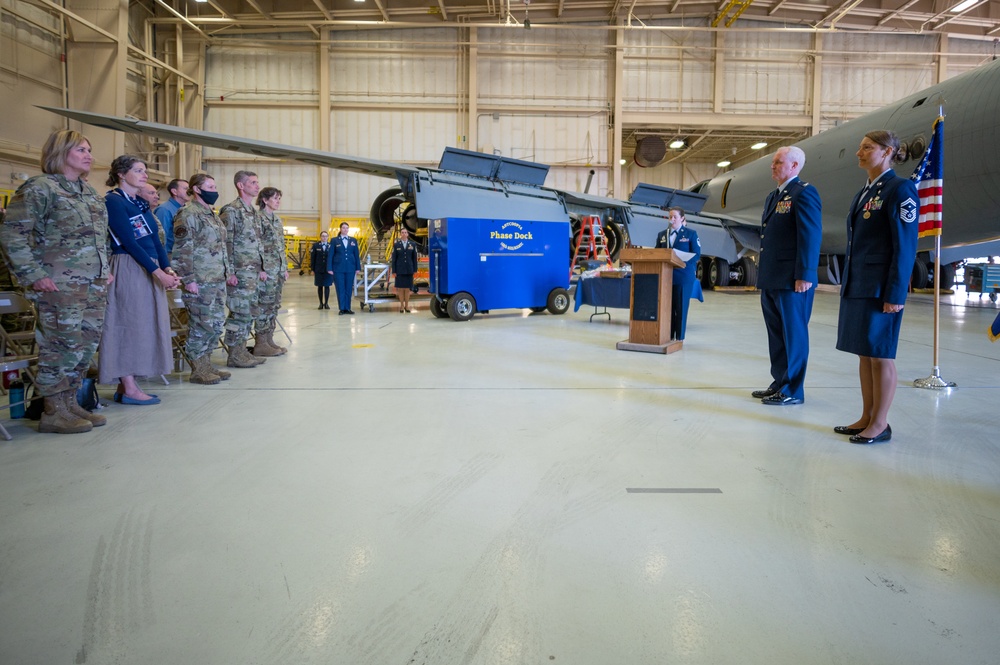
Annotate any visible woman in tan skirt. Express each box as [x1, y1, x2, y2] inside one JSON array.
[[98, 156, 181, 404]]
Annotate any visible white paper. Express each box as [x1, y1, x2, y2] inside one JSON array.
[[673, 249, 695, 262]]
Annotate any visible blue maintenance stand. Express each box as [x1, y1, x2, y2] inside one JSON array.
[[427, 216, 571, 321]]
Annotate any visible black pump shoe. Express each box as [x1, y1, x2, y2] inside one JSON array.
[[849, 425, 892, 444], [834, 425, 864, 436]]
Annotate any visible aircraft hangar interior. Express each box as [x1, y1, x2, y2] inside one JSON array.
[[1, 0, 999, 662]]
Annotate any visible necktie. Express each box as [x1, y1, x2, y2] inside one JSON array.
[[669, 232, 677, 248]]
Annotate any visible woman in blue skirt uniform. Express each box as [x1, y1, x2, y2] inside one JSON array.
[[835, 130, 918, 444]]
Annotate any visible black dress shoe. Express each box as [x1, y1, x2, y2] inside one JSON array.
[[834, 425, 864, 436], [318, 304, 324, 309], [751, 387, 779, 399], [761, 392, 803, 406], [339, 310, 345, 315], [346, 310, 355, 314], [324, 303, 330, 309], [849, 425, 892, 444]]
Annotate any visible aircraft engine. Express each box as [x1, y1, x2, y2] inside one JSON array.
[[368, 186, 428, 250]]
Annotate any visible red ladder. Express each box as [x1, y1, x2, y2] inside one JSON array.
[[570, 215, 612, 277]]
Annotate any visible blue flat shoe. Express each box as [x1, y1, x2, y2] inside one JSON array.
[[117, 394, 161, 405]]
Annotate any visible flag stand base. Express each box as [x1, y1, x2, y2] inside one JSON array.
[[913, 367, 957, 390]]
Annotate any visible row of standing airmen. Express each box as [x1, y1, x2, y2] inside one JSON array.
[[0, 129, 289, 434]]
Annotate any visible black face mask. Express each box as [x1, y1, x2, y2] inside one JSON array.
[[198, 189, 219, 205]]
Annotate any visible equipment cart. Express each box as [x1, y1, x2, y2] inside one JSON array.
[[355, 263, 394, 312], [963, 263, 1000, 302]]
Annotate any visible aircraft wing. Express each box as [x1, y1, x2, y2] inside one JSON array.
[[39, 106, 419, 180]]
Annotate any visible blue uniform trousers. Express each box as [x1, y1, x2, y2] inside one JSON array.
[[333, 272, 355, 312], [761, 287, 814, 400]]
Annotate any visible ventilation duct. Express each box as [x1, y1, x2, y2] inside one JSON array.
[[634, 136, 666, 168]]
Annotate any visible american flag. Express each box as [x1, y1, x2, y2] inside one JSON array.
[[910, 116, 944, 238]]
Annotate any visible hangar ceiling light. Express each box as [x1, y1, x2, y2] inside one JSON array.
[[750, 141, 768, 150], [669, 139, 686, 149], [950, 0, 983, 12], [717, 160, 731, 167]]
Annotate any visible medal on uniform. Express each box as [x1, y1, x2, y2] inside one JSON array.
[[863, 211, 871, 219]]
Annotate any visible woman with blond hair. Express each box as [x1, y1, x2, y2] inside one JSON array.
[[0, 130, 111, 433]]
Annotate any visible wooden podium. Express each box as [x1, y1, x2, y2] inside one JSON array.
[[616, 247, 686, 354]]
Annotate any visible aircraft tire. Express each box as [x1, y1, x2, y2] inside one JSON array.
[[547, 288, 570, 315], [911, 260, 929, 288], [709, 257, 730, 288], [430, 297, 450, 319], [447, 292, 476, 321], [734, 257, 758, 287]]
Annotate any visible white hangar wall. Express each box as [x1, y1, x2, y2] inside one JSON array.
[[3, 2, 998, 222]]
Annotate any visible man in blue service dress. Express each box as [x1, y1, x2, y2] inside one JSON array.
[[752, 146, 823, 406], [654, 206, 702, 341]]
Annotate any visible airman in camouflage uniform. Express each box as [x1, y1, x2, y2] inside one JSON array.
[[172, 173, 235, 385], [219, 171, 267, 368], [0, 130, 110, 433], [252, 186, 288, 357]]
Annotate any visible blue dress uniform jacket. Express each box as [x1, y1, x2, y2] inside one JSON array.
[[327, 235, 361, 312], [757, 177, 823, 401], [841, 171, 918, 305], [310, 241, 334, 287], [654, 225, 702, 340], [836, 170, 919, 358], [757, 178, 822, 289], [390, 240, 418, 276]]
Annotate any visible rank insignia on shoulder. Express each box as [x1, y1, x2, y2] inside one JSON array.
[[900, 197, 917, 224], [174, 225, 188, 239]]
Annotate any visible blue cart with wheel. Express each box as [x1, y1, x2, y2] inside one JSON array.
[[427, 217, 571, 321]]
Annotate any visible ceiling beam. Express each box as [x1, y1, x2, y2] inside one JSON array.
[[311, 0, 333, 21], [244, 0, 273, 21], [373, 0, 391, 22]]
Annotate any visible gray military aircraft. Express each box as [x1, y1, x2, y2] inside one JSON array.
[[40, 55, 1000, 288]]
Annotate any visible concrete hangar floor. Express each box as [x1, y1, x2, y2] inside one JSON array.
[[0, 276, 998, 664]]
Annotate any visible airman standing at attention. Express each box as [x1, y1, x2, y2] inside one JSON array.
[[172, 173, 236, 385], [0, 129, 111, 433], [753, 146, 822, 406], [219, 170, 267, 368], [252, 186, 288, 357]]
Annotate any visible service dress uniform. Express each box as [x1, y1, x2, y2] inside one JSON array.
[[327, 234, 361, 313], [219, 198, 265, 362], [0, 174, 109, 401], [837, 169, 919, 358], [390, 238, 418, 289], [654, 225, 702, 340], [172, 200, 234, 381], [757, 177, 823, 402]]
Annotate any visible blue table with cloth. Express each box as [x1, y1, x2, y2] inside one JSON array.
[[574, 275, 631, 320]]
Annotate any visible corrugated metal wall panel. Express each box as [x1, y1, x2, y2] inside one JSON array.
[[476, 114, 606, 166], [206, 45, 317, 102], [622, 29, 715, 113], [330, 27, 459, 105], [477, 28, 609, 110]]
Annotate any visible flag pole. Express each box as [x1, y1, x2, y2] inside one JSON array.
[[914, 109, 956, 390]]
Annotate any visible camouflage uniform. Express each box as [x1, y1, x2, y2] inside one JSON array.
[[219, 198, 264, 348], [0, 174, 109, 397], [172, 201, 232, 361], [254, 211, 285, 337]]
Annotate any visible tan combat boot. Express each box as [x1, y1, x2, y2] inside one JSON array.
[[66, 387, 106, 427], [209, 362, 231, 380], [265, 332, 287, 355], [227, 343, 264, 368], [39, 391, 93, 434], [189, 355, 222, 384], [252, 333, 282, 358]]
